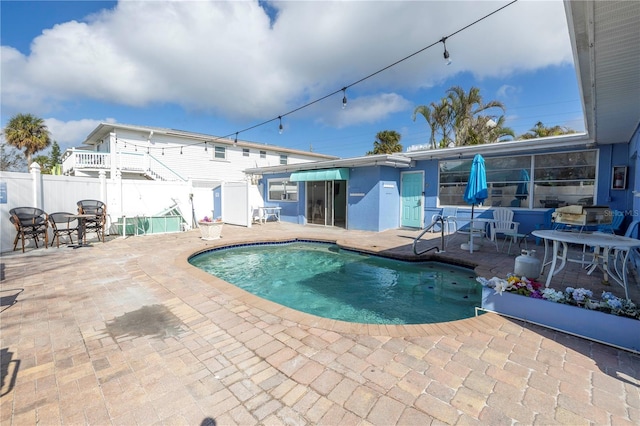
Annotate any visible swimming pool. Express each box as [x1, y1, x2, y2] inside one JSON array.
[[189, 241, 481, 325]]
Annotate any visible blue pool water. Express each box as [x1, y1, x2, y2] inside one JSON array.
[[189, 241, 481, 324]]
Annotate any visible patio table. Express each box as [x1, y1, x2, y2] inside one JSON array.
[[65, 213, 96, 248], [532, 229, 640, 299], [257, 207, 281, 224]]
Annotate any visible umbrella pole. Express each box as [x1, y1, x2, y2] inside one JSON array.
[[470, 204, 475, 253]]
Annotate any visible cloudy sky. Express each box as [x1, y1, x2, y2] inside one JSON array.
[[1, 0, 583, 158]]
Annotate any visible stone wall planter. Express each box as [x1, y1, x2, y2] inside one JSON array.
[[198, 221, 223, 240], [481, 287, 640, 353]]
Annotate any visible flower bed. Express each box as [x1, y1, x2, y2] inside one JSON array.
[[478, 275, 640, 353]]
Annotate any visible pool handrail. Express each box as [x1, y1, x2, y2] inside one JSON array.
[[413, 216, 445, 255]]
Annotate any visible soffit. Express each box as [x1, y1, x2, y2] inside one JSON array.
[[567, 0, 640, 144]]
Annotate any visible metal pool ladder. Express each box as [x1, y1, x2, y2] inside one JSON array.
[[413, 216, 446, 255]]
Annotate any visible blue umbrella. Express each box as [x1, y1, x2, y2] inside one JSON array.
[[515, 169, 530, 200], [463, 154, 488, 253], [463, 154, 488, 218]]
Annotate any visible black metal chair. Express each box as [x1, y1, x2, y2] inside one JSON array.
[[9, 207, 49, 252], [76, 200, 107, 243], [48, 212, 79, 248]]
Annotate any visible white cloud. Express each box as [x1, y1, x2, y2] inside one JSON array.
[[496, 84, 520, 99], [1, 0, 572, 127], [317, 93, 413, 128], [44, 117, 117, 152]]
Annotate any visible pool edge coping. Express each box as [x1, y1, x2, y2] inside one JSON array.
[[173, 236, 499, 338]]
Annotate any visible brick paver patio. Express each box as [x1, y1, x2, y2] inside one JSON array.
[[1, 223, 638, 424]]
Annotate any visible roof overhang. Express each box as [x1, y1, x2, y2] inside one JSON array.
[[245, 154, 413, 175], [79, 123, 338, 160], [406, 133, 593, 161], [565, 0, 640, 144]]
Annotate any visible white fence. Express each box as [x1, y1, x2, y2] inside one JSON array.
[[1, 164, 261, 253]]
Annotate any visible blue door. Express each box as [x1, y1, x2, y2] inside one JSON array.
[[401, 172, 423, 228]]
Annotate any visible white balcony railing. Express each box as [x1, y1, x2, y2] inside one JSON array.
[[62, 149, 185, 181], [62, 150, 111, 172]]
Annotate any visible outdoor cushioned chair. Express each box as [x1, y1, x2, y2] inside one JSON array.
[[9, 207, 49, 252], [77, 200, 107, 243], [48, 212, 79, 248]]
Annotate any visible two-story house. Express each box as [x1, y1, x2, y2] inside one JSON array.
[[62, 123, 337, 182]]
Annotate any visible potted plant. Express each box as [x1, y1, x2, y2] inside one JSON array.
[[477, 275, 640, 353], [197, 216, 223, 240]]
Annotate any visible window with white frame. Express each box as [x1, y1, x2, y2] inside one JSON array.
[[279, 154, 288, 165], [438, 150, 597, 208], [268, 179, 298, 201], [260, 150, 266, 159], [214, 146, 226, 160], [243, 148, 250, 157]]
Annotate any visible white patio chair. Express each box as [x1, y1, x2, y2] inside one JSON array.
[[489, 207, 519, 252]]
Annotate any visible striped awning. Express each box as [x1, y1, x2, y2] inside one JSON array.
[[289, 168, 349, 182]]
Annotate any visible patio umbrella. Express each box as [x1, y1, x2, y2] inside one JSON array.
[[515, 169, 530, 200], [463, 154, 488, 253]]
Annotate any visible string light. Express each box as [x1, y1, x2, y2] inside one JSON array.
[[234, 133, 238, 146], [162, 148, 164, 155], [115, 1, 515, 155], [204, 141, 208, 152], [147, 146, 150, 154], [441, 37, 452, 65]]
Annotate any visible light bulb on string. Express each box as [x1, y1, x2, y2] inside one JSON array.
[[278, 116, 283, 134], [204, 141, 208, 152], [234, 133, 238, 146], [162, 148, 164, 156], [441, 37, 452, 65], [180, 146, 183, 155], [342, 87, 347, 109]]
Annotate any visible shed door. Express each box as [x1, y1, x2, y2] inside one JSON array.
[[401, 172, 423, 228]]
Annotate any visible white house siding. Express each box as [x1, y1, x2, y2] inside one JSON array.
[[68, 125, 334, 183]]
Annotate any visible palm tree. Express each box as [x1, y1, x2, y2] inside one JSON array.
[[412, 99, 455, 149], [366, 130, 403, 155], [468, 115, 515, 145], [519, 121, 576, 139], [413, 86, 509, 149], [412, 105, 437, 150], [446, 86, 506, 146], [3, 113, 51, 166]]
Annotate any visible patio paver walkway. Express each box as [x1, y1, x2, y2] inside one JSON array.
[[1, 223, 638, 425]]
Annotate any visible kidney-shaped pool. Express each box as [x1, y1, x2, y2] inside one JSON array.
[[189, 241, 481, 324]]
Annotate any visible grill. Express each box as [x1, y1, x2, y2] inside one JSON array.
[[552, 205, 612, 227]]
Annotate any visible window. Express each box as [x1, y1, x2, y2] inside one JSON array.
[[438, 150, 597, 208], [279, 154, 288, 165], [243, 148, 250, 157], [260, 150, 266, 159], [214, 146, 226, 160], [268, 179, 298, 201]]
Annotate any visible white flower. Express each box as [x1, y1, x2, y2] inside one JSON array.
[[542, 288, 565, 303]]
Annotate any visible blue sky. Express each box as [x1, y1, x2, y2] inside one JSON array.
[[1, 0, 584, 159]]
